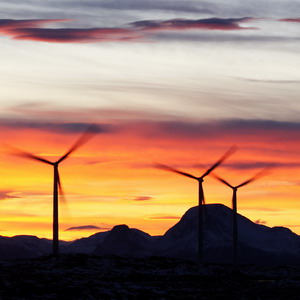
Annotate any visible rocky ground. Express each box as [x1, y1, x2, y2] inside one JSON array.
[[1, 254, 300, 299]]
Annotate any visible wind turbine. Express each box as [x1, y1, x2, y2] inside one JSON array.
[[156, 146, 236, 264], [11, 125, 98, 256], [213, 168, 269, 266]]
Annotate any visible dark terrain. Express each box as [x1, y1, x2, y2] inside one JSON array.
[[1, 254, 300, 299]]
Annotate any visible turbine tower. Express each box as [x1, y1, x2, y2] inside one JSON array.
[[213, 168, 268, 266], [156, 146, 236, 264], [12, 125, 98, 256]]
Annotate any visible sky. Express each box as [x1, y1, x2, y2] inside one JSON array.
[[0, 0, 300, 241]]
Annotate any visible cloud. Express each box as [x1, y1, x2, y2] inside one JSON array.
[[0, 119, 114, 134], [0, 18, 70, 33], [0, 18, 141, 43], [11, 27, 141, 43], [69, 0, 215, 14], [134, 196, 153, 201], [130, 17, 257, 31], [139, 119, 300, 140], [65, 225, 101, 231], [4, 103, 300, 145], [0, 17, 258, 44], [147, 215, 181, 220], [240, 206, 280, 212], [279, 18, 300, 23], [223, 162, 300, 170], [235, 77, 300, 84], [255, 219, 267, 225], [4, 105, 300, 146], [0, 191, 21, 201]]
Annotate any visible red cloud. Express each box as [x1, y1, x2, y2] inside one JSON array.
[[0, 17, 258, 44], [134, 196, 153, 201], [0, 18, 141, 43], [279, 18, 300, 23], [11, 27, 141, 43], [0, 190, 21, 201]]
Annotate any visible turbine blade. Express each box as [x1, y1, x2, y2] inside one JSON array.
[[57, 170, 66, 204], [236, 166, 272, 188], [201, 186, 207, 216], [57, 170, 71, 217], [211, 174, 233, 188], [7, 145, 53, 165], [201, 145, 237, 178], [155, 163, 198, 180], [57, 124, 99, 164]]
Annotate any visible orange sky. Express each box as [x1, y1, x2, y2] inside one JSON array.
[[0, 119, 299, 241], [0, 4, 299, 246]]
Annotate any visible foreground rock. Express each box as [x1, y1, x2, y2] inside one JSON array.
[[1, 254, 300, 299]]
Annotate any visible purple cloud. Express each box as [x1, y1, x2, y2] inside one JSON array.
[[130, 17, 257, 31], [0, 17, 258, 44], [65, 225, 102, 231], [0, 18, 141, 43], [0, 119, 114, 134], [11, 27, 141, 43]]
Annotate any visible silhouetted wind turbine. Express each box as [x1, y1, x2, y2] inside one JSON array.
[[213, 168, 269, 266], [156, 146, 236, 264], [11, 125, 98, 256]]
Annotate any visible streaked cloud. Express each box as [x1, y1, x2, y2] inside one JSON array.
[[2, 109, 300, 144], [147, 215, 181, 220], [0, 191, 21, 201], [0, 17, 259, 44], [236, 78, 300, 84], [11, 27, 141, 43], [0, 119, 114, 134], [130, 17, 257, 31], [68, 0, 215, 14], [0, 18, 69, 32], [0, 18, 141, 43], [223, 162, 300, 170], [134, 196, 153, 201], [279, 18, 300, 23], [65, 225, 101, 231]]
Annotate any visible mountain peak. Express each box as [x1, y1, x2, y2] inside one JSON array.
[[110, 224, 130, 233]]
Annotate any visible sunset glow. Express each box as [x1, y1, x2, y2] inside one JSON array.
[[0, 1, 299, 241]]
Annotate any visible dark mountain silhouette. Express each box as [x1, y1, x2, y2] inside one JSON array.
[[0, 235, 52, 259], [1, 204, 300, 264], [156, 204, 300, 264], [92, 225, 154, 257], [86, 204, 300, 264], [66, 231, 109, 254]]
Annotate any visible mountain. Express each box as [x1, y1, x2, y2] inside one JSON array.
[[1, 204, 300, 264], [92, 225, 155, 257], [66, 231, 109, 254], [156, 204, 300, 264], [0, 235, 52, 259]]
